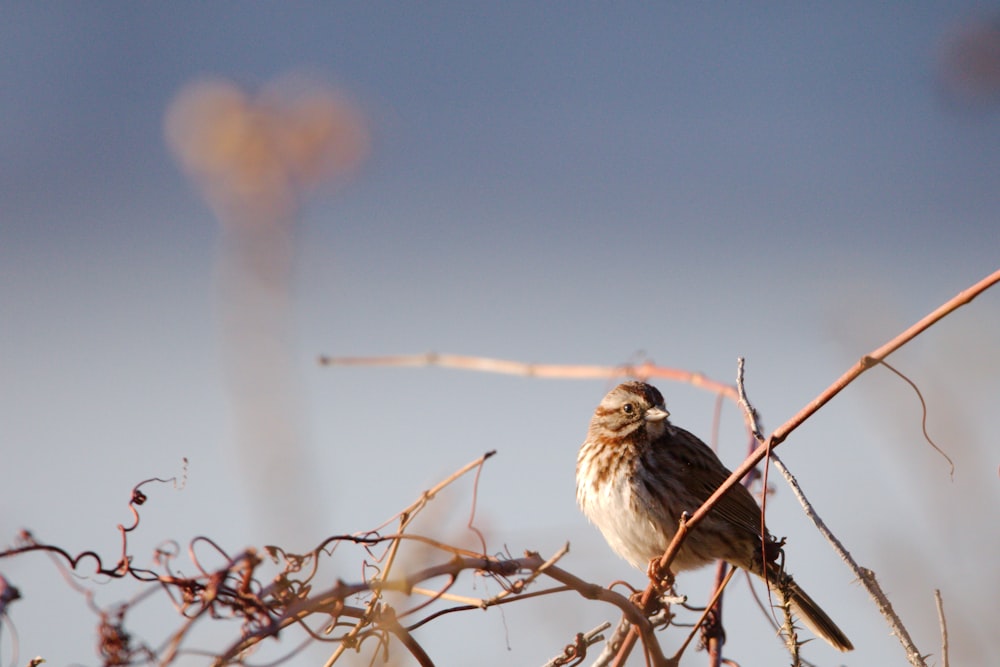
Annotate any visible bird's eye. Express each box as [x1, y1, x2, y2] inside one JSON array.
[[622, 403, 635, 415]]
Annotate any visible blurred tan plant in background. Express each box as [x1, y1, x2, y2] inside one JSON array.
[[164, 75, 368, 544], [165, 75, 368, 222]]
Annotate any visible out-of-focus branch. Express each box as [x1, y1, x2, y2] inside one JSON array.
[[319, 354, 739, 401]]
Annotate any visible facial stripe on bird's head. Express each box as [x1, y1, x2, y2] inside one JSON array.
[[588, 382, 669, 437], [616, 381, 665, 409]]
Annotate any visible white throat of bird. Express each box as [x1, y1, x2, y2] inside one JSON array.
[[644, 405, 669, 439]]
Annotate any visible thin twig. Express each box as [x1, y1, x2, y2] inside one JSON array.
[[734, 358, 776, 624], [591, 615, 633, 667], [321, 451, 497, 666], [376, 450, 498, 579], [770, 453, 926, 667], [487, 544, 570, 605], [380, 606, 434, 667], [706, 561, 728, 667], [402, 586, 574, 632], [735, 358, 763, 442], [672, 567, 736, 664], [537, 560, 669, 667], [934, 589, 949, 667], [541, 622, 611, 667], [877, 360, 955, 479]]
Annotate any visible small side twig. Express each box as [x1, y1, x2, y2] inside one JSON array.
[[591, 615, 633, 667], [735, 359, 763, 442], [934, 589, 949, 667]]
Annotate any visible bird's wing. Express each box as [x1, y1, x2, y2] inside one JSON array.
[[671, 428, 766, 540]]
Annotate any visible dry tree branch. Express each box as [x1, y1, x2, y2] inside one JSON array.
[[698, 361, 768, 667]]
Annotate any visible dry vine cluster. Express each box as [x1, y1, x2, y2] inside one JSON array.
[[3, 269, 997, 666], [0, 452, 708, 667]]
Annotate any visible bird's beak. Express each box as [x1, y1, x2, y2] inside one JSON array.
[[644, 407, 669, 422]]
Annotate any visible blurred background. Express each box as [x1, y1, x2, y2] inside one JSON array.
[[2, 3, 998, 666]]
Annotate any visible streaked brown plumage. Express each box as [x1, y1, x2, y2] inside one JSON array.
[[576, 381, 853, 652]]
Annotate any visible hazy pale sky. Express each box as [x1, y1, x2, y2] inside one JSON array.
[[2, 4, 998, 666]]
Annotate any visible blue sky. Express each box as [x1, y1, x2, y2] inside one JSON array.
[[2, 3, 999, 666]]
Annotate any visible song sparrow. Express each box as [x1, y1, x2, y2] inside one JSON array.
[[576, 381, 853, 652]]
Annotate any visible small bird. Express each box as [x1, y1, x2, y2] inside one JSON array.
[[576, 381, 853, 652]]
